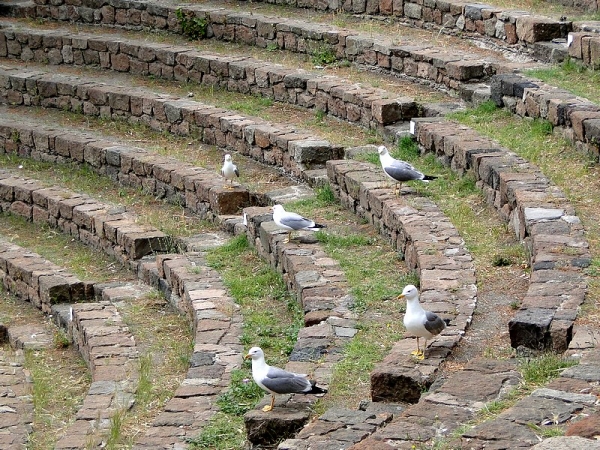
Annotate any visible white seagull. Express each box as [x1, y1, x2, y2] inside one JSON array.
[[245, 346, 327, 412], [378, 146, 437, 195], [220, 154, 239, 189], [399, 285, 449, 360], [272, 204, 326, 243]]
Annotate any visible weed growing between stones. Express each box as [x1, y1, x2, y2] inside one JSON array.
[[519, 353, 578, 386], [175, 9, 207, 40]]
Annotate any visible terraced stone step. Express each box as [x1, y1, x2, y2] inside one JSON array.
[[0, 345, 33, 450], [0, 112, 252, 217], [134, 250, 244, 448], [14, 0, 600, 69], [410, 117, 590, 351], [0, 7, 518, 96], [0, 170, 171, 266], [0, 62, 343, 180], [490, 73, 600, 160], [52, 300, 139, 449], [0, 236, 93, 314]]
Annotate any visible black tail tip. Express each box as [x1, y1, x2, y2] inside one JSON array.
[[424, 175, 438, 181], [443, 318, 451, 326]]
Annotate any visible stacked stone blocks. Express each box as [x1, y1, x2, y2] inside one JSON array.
[[411, 117, 590, 352], [491, 73, 600, 160], [0, 65, 342, 180], [0, 118, 250, 217], [26, 0, 572, 50], [0, 171, 170, 266]]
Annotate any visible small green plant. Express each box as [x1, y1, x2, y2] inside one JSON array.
[[509, 301, 520, 310], [106, 409, 125, 450], [311, 44, 337, 66], [266, 42, 279, 52], [53, 329, 71, 348], [176, 9, 208, 40], [527, 422, 565, 437], [216, 369, 264, 415], [492, 254, 512, 267], [136, 353, 153, 405], [519, 353, 577, 386], [315, 184, 336, 205], [187, 413, 246, 449]]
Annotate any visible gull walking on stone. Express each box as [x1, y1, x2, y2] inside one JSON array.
[[378, 145, 437, 195], [399, 284, 449, 360], [272, 204, 326, 243], [221, 154, 239, 189], [245, 346, 327, 412]]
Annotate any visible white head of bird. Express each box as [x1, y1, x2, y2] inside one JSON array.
[[377, 146, 388, 156], [224, 154, 232, 162], [245, 346, 264, 361], [398, 284, 419, 301]]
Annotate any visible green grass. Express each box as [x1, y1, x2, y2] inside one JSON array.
[[187, 413, 246, 450], [526, 58, 600, 105], [206, 235, 303, 361], [519, 353, 578, 386], [0, 212, 131, 282]]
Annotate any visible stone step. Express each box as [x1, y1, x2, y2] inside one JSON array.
[[133, 249, 245, 448], [52, 301, 139, 449], [0, 110, 252, 218], [0, 170, 172, 267], [2, 0, 547, 76], [490, 72, 600, 161], [0, 61, 343, 181], [0, 236, 93, 314], [409, 116, 590, 352], [0, 345, 33, 450]]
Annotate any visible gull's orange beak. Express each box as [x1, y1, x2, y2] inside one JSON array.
[[397, 294, 406, 300], [244, 354, 251, 360]]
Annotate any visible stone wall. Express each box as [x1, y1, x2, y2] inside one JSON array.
[[569, 31, 600, 69], [26, 0, 572, 48], [0, 65, 342, 180], [0, 118, 251, 217], [0, 237, 92, 314], [410, 117, 589, 351], [0, 24, 423, 130], [490, 73, 600, 161], [0, 170, 170, 266]]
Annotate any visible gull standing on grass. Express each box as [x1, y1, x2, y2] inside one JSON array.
[[399, 284, 449, 360], [220, 154, 239, 189], [272, 204, 326, 243], [378, 145, 437, 195], [245, 346, 327, 412]]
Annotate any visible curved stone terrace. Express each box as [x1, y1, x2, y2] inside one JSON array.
[[0, 38, 592, 442], [1, 0, 593, 446], [4, 0, 599, 157]]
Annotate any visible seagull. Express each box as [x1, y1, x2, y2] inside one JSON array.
[[245, 346, 327, 412], [220, 154, 239, 189], [272, 204, 326, 243], [398, 285, 449, 360], [378, 146, 437, 195]]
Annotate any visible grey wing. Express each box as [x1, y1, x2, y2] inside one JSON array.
[[384, 161, 423, 182], [280, 213, 315, 230], [262, 366, 311, 394], [423, 311, 447, 336]]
